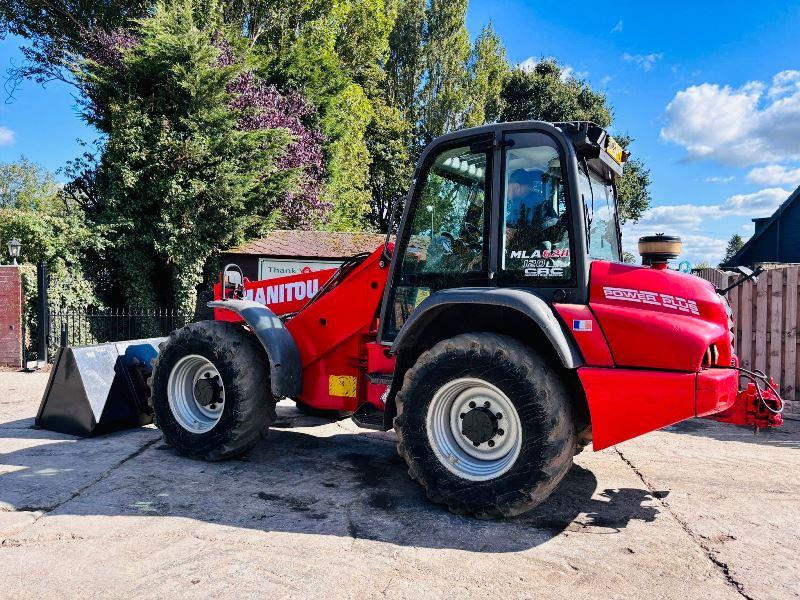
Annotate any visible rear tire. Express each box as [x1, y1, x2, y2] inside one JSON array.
[[395, 333, 576, 518], [150, 321, 276, 461]]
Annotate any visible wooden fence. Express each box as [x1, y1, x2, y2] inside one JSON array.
[[694, 266, 799, 418]]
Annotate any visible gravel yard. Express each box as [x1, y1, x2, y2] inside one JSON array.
[[1, 370, 799, 599]]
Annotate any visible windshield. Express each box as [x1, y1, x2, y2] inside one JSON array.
[[578, 165, 621, 262]]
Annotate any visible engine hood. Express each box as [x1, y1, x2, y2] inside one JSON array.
[[588, 261, 731, 372]]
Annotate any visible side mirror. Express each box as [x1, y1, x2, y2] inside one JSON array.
[[718, 266, 763, 295]]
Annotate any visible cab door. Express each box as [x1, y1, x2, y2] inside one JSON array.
[[496, 129, 583, 304], [380, 135, 494, 342]]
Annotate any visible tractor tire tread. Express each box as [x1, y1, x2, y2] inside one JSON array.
[[394, 332, 575, 518], [149, 320, 275, 461]]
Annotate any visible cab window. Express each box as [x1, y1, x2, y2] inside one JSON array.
[[502, 132, 571, 281], [579, 166, 621, 262], [385, 143, 490, 339], [401, 146, 488, 275]]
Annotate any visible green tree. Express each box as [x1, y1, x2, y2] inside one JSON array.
[[321, 83, 375, 230], [385, 0, 424, 148], [77, 0, 295, 314], [0, 159, 101, 353], [721, 233, 745, 266], [614, 135, 651, 225], [464, 23, 508, 128], [0, 157, 61, 210], [253, 0, 397, 231], [500, 59, 611, 125], [365, 98, 412, 230], [417, 0, 470, 145]]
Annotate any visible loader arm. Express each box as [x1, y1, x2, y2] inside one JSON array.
[[211, 245, 392, 410]]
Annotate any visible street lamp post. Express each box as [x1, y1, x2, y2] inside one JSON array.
[[426, 205, 434, 236], [7, 238, 21, 266]]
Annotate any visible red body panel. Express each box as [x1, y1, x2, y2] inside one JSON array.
[[213, 246, 392, 411], [574, 261, 748, 449], [284, 248, 391, 411], [552, 304, 614, 367], [578, 368, 697, 450], [696, 366, 738, 417], [589, 261, 732, 372]]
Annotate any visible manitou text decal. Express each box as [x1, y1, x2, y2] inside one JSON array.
[[244, 278, 321, 306], [603, 286, 700, 315]]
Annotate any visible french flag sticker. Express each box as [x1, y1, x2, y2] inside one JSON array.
[[573, 319, 593, 332]]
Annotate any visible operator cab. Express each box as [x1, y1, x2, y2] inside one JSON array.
[[380, 120, 628, 342]]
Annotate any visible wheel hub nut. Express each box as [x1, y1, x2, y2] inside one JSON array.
[[194, 374, 222, 407], [460, 406, 499, 446]]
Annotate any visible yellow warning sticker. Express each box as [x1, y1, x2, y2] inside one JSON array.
[[329, 375, 358, 398]]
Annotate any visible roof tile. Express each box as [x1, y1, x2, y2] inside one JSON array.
[[227, 230, 385, 258]]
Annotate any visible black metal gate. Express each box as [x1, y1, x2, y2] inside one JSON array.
[[48, 306, 190, 350], [26, 262, 191, 363]]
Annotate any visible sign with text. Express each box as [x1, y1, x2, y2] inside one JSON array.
[[259, 258, 342, 280], [214, 267, 338, 322]]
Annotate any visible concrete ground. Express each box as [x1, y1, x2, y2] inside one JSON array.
[[1, 371, 798, 599]]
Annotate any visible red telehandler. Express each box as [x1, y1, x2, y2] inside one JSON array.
[[142, 121, 783, 517]]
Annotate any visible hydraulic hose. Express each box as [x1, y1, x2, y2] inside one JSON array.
[[729, 366, 785, 414]]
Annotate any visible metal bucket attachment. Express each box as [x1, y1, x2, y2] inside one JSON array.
[[35, 338, 165, 437]]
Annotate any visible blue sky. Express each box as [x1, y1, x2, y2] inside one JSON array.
[[1, 2, 799, 265], [467, 1, 800, 265]]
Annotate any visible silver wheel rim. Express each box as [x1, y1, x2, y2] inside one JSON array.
[[167, 354, 225, 434], [426, 377, 522, 481]]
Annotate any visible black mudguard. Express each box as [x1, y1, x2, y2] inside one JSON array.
[[207, 300, 302, 398], [391, 287, 583, 368]]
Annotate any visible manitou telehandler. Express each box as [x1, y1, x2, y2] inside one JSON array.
[[39, 120, 784, 518]]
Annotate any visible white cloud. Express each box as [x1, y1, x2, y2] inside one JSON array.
[[704, 175, 734, 183], [600, 75, 613, 88], [518, 57, 537, 73], [622, 52, 663, 72], [611, 20, 624, 33], [767, 70, 800, 98], [560, 65, 589, 81], [0, 127, 15, 146], [629, 188, 788, 230], [661, 70, 800, 165], [621, 187, 788, 264], [747, 164, 800, 187], [724, 187, 788, 213]]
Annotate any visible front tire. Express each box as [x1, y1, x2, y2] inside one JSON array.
[[395, 333, 576, 518], [150, 321, 276, 461]]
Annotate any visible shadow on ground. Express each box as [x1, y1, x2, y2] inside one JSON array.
[[1, 408, 666, 553], [664, 417, 800, 449]]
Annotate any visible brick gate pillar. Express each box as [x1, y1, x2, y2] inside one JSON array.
[[0, 265, 23, 368]]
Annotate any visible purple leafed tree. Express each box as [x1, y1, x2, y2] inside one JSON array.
[[86, 28, 139, 71], [228, 71, 328, 227], [88, 30, 328, 228]]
